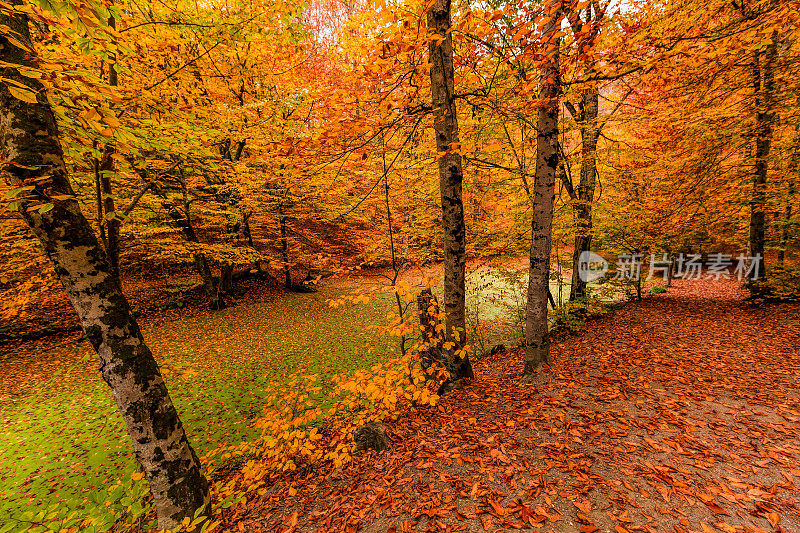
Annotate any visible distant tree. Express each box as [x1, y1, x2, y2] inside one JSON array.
[[748, 30, 778, 293]]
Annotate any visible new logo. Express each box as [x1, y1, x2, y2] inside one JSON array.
[[578, 251, 608, 283]]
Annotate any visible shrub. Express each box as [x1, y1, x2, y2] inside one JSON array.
[[203, 283, 448, 512], [549, 297, 608, 332], [751, 265, 800, 301]]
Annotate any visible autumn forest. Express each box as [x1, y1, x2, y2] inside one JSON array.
[[1, 0, 799, 530]]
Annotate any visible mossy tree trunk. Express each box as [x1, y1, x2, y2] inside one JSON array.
[[0, 9, 210, 529], [428, 0, 474, 384]]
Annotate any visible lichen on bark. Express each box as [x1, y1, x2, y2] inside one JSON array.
[[0, 5, 210, 529]]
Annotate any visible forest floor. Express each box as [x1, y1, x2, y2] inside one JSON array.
[[0, 276, 399, 531], [0, 258, 527, 531], [231, 279, 800, 533]]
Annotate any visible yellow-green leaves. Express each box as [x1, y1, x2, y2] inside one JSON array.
[[1, 77, 38, 103]]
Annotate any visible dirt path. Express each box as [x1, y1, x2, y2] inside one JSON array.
[[233, 280, 800, 533]]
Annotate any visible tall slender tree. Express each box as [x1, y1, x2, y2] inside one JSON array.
[[565, 85, 600, 301], [93, 11, 121, 284], [428, 0, 474, 387], [0, 6, 210, 529], [748, 31, 778, 293], [561, 1, 630, 302], [523, 0, 563, 376]]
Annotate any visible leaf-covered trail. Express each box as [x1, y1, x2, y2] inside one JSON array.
[[233, 280, 800, 532]]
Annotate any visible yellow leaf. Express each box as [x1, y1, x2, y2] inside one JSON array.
[[103, 115, 121, 128], [7, 83, 37, 103]]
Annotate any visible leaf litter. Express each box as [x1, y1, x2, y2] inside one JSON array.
[[229, 280, 800, 533]]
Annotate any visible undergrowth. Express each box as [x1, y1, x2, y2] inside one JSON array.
[[549, 296, 609, 332], [751, 265, 800, 302]]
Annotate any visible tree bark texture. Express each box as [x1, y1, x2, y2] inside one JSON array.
[[0, 8, 210, 529], [428, 0, 474, 382], [524, 0, 562, 375]]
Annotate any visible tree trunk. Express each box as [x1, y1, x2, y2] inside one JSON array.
[[98, 13, 121, 284], [94, 151, 107, 248], [107, 14, 118, 87], [428, 0, 474, 383], [523, 0, 562, 376], [279, 206, 292, 289], [193, 252, 224, 310], [100, 149, 120, 283], [220, 262, 234, 293], [778, 180, 794, 265], [219, 137, 232, 160], [233, 139, 246, 162], [242, 211, 265, 274], [243, 211, 255, 247], [177, 173, 225, 309], [749, 35, 777, 292], [0, 10, 210, 529], [569, 87, 599, 301], [667, 255, 675, 287]]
